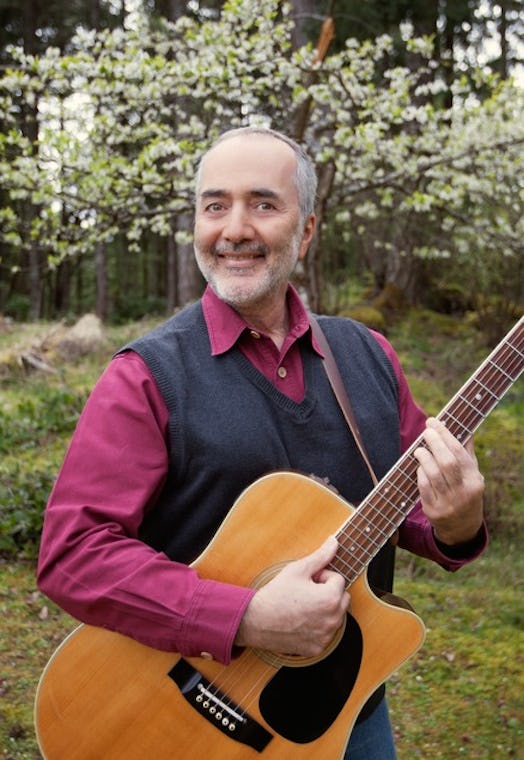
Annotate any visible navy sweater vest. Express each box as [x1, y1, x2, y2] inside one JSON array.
[[122, 301, 401, 594]]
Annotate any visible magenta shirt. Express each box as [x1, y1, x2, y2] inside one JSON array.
[[37, 286, 487, 663]]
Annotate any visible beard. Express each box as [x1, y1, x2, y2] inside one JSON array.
[[194, 233, 302, 310]]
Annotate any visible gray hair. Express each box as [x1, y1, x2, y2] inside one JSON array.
[[195, 127, 317, 224]]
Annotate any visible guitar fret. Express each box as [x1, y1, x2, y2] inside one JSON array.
[[471, 378, 498, 400], [337, 529, 382, 565], [340, 524, 381, 553], [457, 392, 490, 415], [440, 409, 475, 441], [378, 473, 418, 513], [365, 490, 410, 526], [340, 521, 383, 551], [488, 357, 518, 383], [333, 552, 365, 581], [333, 316, 523, 581], [332, 547, 366, 580], [470, 380, 499, 409]]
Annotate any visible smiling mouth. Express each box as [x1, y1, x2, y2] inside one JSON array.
[[214, 242, 267, 258], [217, 254, 264, 273], [218, 252, 263, 261], [213, 244, 267, 269]]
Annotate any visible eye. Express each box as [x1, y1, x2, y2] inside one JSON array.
[[256, 201, 276, 211], [204, 202, 225, 213]]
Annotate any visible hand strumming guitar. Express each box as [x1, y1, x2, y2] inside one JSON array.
[[235, 535, 349, 657]]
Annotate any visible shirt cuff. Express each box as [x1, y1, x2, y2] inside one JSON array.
[[178, 579, 256, 664], [433, 523, 488, 560]]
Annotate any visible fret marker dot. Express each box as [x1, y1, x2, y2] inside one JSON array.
[[475, 393, 482, 400]]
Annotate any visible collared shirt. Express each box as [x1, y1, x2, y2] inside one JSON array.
[[203, 284, 315, 402], [37, 285, 487, 663]]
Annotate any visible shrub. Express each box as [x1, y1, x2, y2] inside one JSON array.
[[0, 386, 86, 558], [0, 460, 57, 558]]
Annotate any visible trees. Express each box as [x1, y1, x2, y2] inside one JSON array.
[[0, 0, 125, 318], [0, 0, 296, 317], [0, 0, 522, 323], [299, 33, 524, 316]]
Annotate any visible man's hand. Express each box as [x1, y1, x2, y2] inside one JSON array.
[[414, 417, 485, 546], [235, 536, 349, 657]]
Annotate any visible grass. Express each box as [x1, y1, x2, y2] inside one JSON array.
[[390, 545, 523, 758], [0, 561, 72, 760], [0, 310, 522, 758]]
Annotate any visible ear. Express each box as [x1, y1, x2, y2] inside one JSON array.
[[297, 213, 316, 260]]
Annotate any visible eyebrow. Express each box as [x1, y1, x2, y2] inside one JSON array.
[[200, 188, 281, 200]]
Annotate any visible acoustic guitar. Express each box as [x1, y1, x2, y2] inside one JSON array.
[[34, 317, 523, 759]]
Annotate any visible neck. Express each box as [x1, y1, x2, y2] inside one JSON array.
[[236, 292, 290, 350]]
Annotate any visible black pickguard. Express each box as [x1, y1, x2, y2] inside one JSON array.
[[258, 613, 363, 743]]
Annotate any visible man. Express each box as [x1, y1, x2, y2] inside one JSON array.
[[38, 127, 487, 758]]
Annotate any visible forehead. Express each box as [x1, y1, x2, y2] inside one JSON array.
[[198, 135, 299, 199]]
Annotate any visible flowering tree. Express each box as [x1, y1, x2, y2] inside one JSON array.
[[0, 0, 522, 323], [0, 0, 296, 314], [297, 32, 524, 316]]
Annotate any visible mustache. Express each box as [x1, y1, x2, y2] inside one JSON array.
[[212, 241, 268, 256]]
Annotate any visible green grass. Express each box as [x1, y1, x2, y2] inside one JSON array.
[[0, 310, 522, 758], [390, 544, 523, 758], [0, 561, 72, 759]]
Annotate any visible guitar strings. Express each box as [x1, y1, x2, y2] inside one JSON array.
[[200, 648, 281, 726]]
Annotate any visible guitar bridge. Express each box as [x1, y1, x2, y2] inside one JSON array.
[[168, 659, 273, 753]]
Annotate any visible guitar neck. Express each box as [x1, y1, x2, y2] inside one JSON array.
[[332, 316, 524, 584]]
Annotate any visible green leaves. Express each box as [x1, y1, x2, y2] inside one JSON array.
[[0, 387, 87, 558]]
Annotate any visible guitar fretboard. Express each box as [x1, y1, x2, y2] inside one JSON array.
[[332, 316, 524, 584]]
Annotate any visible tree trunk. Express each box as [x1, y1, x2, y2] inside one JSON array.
[[54, 259, 71, 315], [176, 213, 202, 306], [95, 241, 108, 321], [167, 0, 188, 19], [498, 0, 509, 78], [166, 233, 177, 313], [305, 161, 336, 312], [22, 0, 42, 319]]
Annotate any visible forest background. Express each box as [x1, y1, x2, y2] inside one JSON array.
[[1, 0, 523, 329], [0, 0, 523, 758]]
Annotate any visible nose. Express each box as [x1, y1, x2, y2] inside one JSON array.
[[222, 204, 255, 243]]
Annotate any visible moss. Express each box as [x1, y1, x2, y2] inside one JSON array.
[[337, 305, 387, 332]]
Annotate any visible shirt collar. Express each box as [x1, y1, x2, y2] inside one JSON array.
[[201, 284, 322, 357]]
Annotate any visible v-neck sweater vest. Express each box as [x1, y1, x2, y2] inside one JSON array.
[[124, 301, 400, 596]]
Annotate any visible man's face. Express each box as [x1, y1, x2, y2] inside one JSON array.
[[194, 134, 315, 313]]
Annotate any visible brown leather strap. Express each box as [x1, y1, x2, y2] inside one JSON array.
[[309, 314, 379, 487]]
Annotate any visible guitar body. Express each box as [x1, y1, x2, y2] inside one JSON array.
[[35, 472, 425, 759]]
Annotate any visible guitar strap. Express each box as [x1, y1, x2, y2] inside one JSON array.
[[309, 314, 379, 488]]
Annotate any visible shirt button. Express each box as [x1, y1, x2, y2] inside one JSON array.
[[200, 651, 213, 660], [250, 330, 261, 339], [277, 366, 287, 379]]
